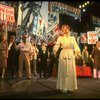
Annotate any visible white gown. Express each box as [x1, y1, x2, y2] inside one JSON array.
[[55, 35, 80, 92]]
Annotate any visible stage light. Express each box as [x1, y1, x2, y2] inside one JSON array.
[[83, 9, 86, 12], [85, 3, 87, 6], [75, 17, 78, 20], [87, 1, 89, 4], [79, 5, 82, 8], [75, 17, 77, 20], [82, 5, 85, 7]]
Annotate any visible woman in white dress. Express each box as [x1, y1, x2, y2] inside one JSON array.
[[54, 25, 81, 93]]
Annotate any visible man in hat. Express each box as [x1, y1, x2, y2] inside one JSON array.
[[16, 34, 32, 79]]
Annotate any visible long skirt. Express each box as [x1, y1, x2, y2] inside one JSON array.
[[56, 49, 77, 92]]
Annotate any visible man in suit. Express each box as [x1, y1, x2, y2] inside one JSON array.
[[8, 36, 17, 78]]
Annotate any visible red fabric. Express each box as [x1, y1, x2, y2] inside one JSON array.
[[76, 66, 92, 76], [52, 65, 57, 77], [52, 66, 92, 77]]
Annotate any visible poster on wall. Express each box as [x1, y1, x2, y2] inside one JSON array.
[[48, 1, 81, 20], [17, 1, 43, 35], [47, 22, 61, 44], [17, 1, 48, 43], [87, 31, 98, 44], [48, 11, 59, 31], [0, 3, 15, 23], [47, 12, 60, 43], [80, 33, 87, 43], [0, 3, 16, 32], [47, 1, 60, 43]]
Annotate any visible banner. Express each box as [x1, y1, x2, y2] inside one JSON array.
[[0, 3, 16, 32], [87, 31, 98, 44], [32, 15, 38, 36], [47, 4, 60, 44], [80, 33, 87, 43], [0, 3, 15, 23], [47, 21, 61, 44], [48, 1, 81, 19], [36, 16, 44, 36]]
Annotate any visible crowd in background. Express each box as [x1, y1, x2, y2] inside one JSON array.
[[0, 31, 100, 80]]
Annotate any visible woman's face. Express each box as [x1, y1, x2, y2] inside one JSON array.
[[62, 26, 69, 34], [96, 41, 100, 47], [98, 41, 100, 47]]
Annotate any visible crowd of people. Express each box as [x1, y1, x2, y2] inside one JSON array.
[[75, 42, 100, 78], [0, 31, 56, 80], [0, 24, 100, 94]]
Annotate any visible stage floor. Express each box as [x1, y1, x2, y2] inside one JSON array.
[[0, 75, 100, 99]]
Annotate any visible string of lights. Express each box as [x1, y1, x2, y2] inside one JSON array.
[[79, 1, 95, 12]]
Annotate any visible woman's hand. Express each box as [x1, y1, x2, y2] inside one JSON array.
[[61, 44, 69, 49], [75, 51, 81, 56]]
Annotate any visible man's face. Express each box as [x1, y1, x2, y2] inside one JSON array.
[[96, 41, 100, 47], [22, 37, 27, 43], [98, 41, 100, 47], [10, 38, 15, 42], [42, 42, 45, 46], [84, 46, 87, 50]]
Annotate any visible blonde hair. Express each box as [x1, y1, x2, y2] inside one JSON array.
[[61, 25, 70, 31]]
